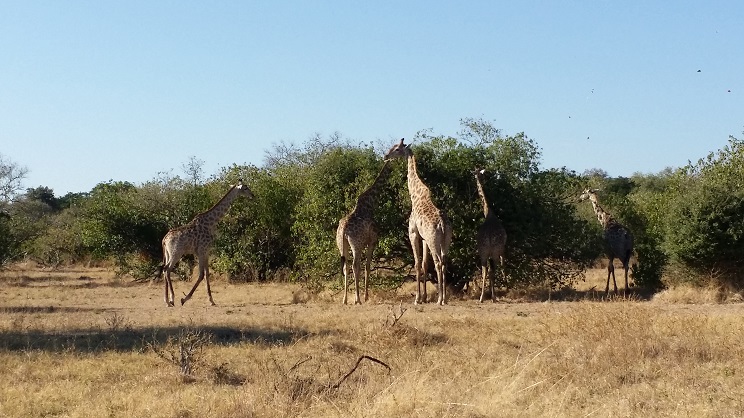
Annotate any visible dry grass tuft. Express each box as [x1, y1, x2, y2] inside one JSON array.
[[652, 284, 744, 304]]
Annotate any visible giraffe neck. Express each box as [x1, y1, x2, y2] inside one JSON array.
[[200, 186, 241, 230], [406, 153, 432, 208], [590, 199, 612, 229], [475, 175, 491, 218], [353, 160, 392, 214]]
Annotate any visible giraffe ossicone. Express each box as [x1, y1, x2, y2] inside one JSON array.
[[158, 180, 254, 307]]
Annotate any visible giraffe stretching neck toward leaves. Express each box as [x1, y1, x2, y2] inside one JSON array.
[[474, 169, 507, 303], [385, 138, 453, 305], [580, 188, 633, 297], [160, 180, 254, 307], [336, 160, 392, 304]]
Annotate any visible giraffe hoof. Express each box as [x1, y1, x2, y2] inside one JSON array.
[[180, 298, 186, 306]]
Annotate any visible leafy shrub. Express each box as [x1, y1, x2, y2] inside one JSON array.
[[661, 136, 744, 285]]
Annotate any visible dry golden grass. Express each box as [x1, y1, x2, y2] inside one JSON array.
[[2, 266, 744, 417]]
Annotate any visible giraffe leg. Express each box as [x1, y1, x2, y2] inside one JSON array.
[[364, 241, 376, 303], [181, 269, 204, 306], [409, 228, 423, 305], [167, 270, 175, 306], [495, 256, 505, 303], [342, 257, 349, 305], [490, 258, 496, 303], [429, 247, 445, 305], [340, 238, 349, 305], [164, 266, 169, 306], [181, 257, 208, 306], [605, 262, 612, 297], [610, 265, 618, 295], [421, 241, 430, 303], [435, 253, 446, 305], [204, 264, 215, 306], [479, 258, 488, 303], [623, 261, 630, 297], [164, 265, 174, 307], [351, 248, 362, 305]]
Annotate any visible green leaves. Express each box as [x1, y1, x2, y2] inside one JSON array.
[[659, 136, 744, 282]]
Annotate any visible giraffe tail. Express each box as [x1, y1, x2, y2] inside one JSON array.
[[155, 241, 167, 280]]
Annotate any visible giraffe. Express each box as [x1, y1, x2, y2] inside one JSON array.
[[474, 169, 507, 303], [385, 138, 453, 305], [159, 180, 254, 307], [336, 160, 392, 304], [579, 188, 634, 297]]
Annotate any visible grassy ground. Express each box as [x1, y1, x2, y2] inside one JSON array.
[[1, 265, 744, 417]]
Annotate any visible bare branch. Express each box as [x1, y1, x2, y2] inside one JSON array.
[[0, 154, 28, 204], [331, 355, 391, 390]]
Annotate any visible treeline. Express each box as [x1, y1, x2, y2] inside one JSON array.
[[2, 119, 744, 292]]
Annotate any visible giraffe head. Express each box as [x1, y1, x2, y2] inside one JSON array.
[[384, 138, 411, 161], [579, 188, 599, 202], [235, 179, 255, 200], [473, 168, 487, 182]]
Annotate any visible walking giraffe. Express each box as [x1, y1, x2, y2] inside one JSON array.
[[336, 160, 392, 304], [474, 169, 507, 303], [385, 138, 453, 305], [159, 180, 254, 306], [579, 188, 634, 297]]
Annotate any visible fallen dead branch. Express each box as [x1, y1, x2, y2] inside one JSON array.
[[331, 355, 391, 390]]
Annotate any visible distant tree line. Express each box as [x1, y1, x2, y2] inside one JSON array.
[[2, 120, 744, 292]]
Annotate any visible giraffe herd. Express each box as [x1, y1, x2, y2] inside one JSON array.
[[158, 139, 633, 307]]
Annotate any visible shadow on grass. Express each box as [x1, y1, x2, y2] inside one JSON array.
[[3, 276, 139, 288], [0, 324, 311, 354], [546, 286, 657, 302], [0, 306, 108, 314], [461, 286, 657, 303]]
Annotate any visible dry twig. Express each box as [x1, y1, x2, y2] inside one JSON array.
[[331, 355, 391, 390]]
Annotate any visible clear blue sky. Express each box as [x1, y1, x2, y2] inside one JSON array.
[[1, 1, 742, 195]]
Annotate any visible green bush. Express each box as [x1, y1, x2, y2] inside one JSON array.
[[0, 211, 12, 265], [212, 165, 302, 282], [661, 137, 744, 285]]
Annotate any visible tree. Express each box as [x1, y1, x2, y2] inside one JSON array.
[[5, 188, 57, 261], [181, 156, 205, 186], [79, 181, 168, 277], [0, 154, 27, 205], [0, 210, 11, 265], [24, 186, 61, 211], [660, 135, 744, 285], [212, 165, 303, 281]]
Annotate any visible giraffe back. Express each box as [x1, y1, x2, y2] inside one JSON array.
[[477, 214, 506, 259], [604, 222, 633, 260]]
